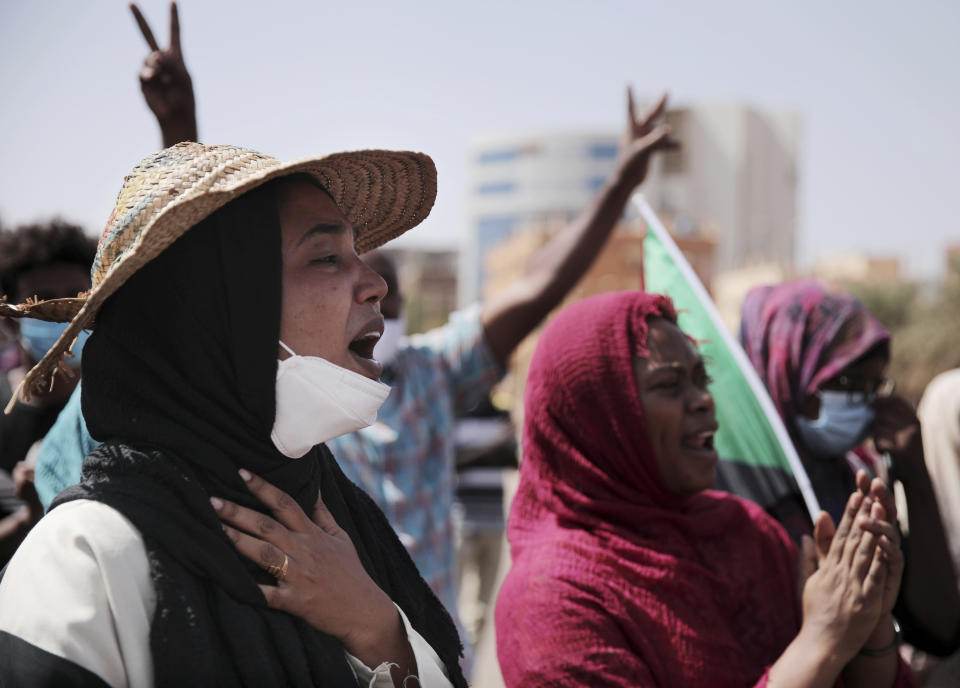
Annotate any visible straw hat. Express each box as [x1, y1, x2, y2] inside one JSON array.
[[1, 141, 437, 406]]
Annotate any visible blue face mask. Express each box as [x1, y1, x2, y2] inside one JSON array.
[[794, 390, 875, 457], [19, 319, 90, 368]]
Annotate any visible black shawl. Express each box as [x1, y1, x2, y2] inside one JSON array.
[[53, 180, 465, 686]]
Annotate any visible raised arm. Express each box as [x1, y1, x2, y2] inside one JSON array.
[[130, 2, 198, 147], [480, 87, 679, 366]]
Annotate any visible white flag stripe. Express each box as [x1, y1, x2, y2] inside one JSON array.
[[633, 194, 821, 522]]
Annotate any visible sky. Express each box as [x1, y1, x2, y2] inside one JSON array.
[[1, 0, 958, 279]]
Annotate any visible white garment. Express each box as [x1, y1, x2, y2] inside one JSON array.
[[918, 368, 960, 589], [0, 500, 451, 688]]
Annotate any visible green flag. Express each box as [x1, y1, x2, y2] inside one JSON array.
[[635, 195, 820, 523]]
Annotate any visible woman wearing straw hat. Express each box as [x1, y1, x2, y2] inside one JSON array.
[[0, 142, 464, 687]]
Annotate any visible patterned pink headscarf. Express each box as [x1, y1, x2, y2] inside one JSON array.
[[739, 280, 890, 428]]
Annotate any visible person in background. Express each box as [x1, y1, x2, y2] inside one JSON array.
[[736, 280, 960, 656], [912, 368, 960, 686], [0, 220, 96, 565], [451, 397, 516, 649], [32, 2, 683, 636], [918, 368, 960, 591], [496, 291, 913, 687]]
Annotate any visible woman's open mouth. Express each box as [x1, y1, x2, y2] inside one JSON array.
[[348, 330, 384, 379], [681, 429, 719, 462], [349, 333, 380, 360]]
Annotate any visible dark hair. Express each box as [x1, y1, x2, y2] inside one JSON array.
[[0, 219, 98, 299]]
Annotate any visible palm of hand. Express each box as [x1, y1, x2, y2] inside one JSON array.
[[800, 490, 893, 661], [140, 52, 194, 121], [802, 551, 884, 659]]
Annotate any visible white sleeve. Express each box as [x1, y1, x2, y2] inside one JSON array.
[[0, 499, 155, 688], [345, 603, 453, 687]]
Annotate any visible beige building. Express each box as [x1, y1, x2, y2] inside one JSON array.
[[713, 263, 795, 335], [642, 104, 799, 275], [946, 243, 960, 275], [812, 254, 901, 283]]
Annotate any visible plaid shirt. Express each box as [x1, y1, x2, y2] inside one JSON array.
[[328, 305, 503, 617]]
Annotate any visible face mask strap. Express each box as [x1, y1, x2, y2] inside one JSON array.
[[278, 341, 297, 358]]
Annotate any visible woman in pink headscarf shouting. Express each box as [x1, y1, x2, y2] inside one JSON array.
[[495, 291, 914, 687]]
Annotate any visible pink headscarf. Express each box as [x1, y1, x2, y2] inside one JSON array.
[[739, 280, 890, 428], [739, 280, 891, 526], [496, 292, 801, 687]]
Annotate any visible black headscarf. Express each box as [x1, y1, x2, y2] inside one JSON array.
[[53, 180, 465, 686]]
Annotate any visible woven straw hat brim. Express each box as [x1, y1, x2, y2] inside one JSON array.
[[0, 297, 86, 323], [6, 146, 436, 407]]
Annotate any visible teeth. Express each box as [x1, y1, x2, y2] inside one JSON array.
[[685, 431, 714, 450]]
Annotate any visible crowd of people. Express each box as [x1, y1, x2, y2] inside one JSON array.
[[0, 3, 958, 687]]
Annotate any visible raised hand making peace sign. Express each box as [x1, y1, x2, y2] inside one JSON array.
[[130, 2, 197, 146], [615, 87, 680, 189]]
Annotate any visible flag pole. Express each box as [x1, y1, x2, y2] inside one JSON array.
[[632, 194, 821, 523]]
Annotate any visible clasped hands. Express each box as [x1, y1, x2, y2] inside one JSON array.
[[798, 470, 904, 663]]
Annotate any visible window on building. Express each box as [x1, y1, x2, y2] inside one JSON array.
[[476, 149, 521, 164], [586, 176, 607, 192], [476, 181, 516, 194], [588, 143, 619, 159]]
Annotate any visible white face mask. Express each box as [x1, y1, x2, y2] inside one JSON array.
[[270, 341, 391, 458], [375, 316, 406, 366], [794, 390, 875, 458]]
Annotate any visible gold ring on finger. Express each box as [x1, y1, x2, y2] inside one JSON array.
[[266, 553, 289, 582]]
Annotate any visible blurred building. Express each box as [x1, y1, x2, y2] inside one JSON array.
[[462, 103, 799, 304], [384, 247, 458, 334], [813, 253, 901, 283], [946, 243, 960, 274], [713, 263, 794, 335]]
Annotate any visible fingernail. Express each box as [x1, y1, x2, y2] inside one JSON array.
[[210, 496, 223, 510], [851, 492, 862, 508], [239, 468, 252, 482]]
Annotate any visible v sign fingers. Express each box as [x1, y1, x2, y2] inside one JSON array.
[[637, 91, 669, 134], [130, 3, 160, 52], [169, 2, 181, 53], [128, 1, 196, 146]]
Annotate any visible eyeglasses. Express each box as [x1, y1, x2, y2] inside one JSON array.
[[821, 375, 894, 404]]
